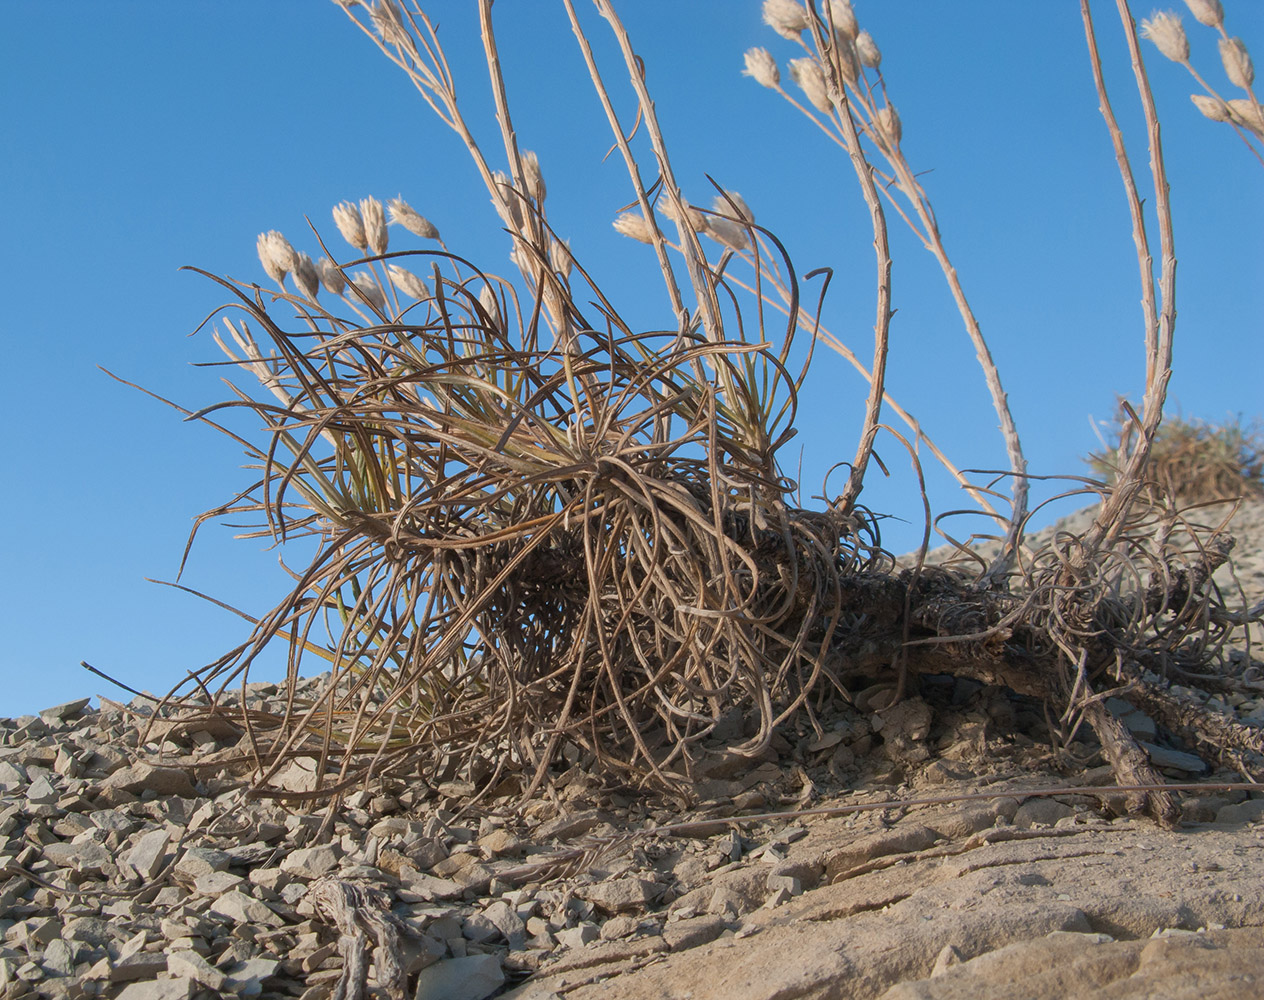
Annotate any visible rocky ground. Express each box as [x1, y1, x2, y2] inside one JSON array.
[[3, 501, 1263, 1000]]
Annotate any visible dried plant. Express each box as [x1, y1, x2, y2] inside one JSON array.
[[138, 1, 1262, 819]]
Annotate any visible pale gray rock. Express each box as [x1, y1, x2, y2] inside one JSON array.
[[25, 773, 58, 806], [125, 828, 171, 880], [279, 843, 340, 879], [555, 923, 600, 949], [208, 890, 285, 928], [115, 977, 196, 1000], [166, 949, 225, 991], [39, 699, 91, 723], [579, 877, 662, 914], [98, 763, 197, 798], [413, 954, 504, 1000], [173, 846, 231, 879]]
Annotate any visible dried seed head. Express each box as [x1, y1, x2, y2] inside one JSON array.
[[659, 197, 707, 231], [292, 252, 320, 300], [1140, 12, 1190, 64], [1219, 36, 1254, 90], [1183, 0, 1223, 27], [332, 201, 368, 251], [613, 211, 655, 244], [762, 0, 810, 41], [1190, 93, 1231, 121], [827, 0, 859, 42], [742, 47, 780, 89], [370, 0, 411, 46], [492, 171, 526, 232], [316, 257, 347, 296], [702, 216, 751, 252], [387, 197, 441, 241], [386, 264, 430, 301], [359, 196, 389, 256], [1227, 97, 1264, 137], [875, 104, 902, 147], [855, 30, 882, 69], [789, 57, 832, 113], [522, 150, 547, 204], [834, 40, 860, 85], [349, 270, 386, 311], [712, 191, 754, 224], [549, 238, 574, 279], [478, 284, 502, 331], [256, 231, 297, 285]]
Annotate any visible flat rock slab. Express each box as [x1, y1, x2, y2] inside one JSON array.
[[506, 822, 1264, 1000]]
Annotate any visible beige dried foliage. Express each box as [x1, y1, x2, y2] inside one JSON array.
[[292, 252, 320, 300], [712, 191, 754, 224], [332, 201, 368, 251], [1141, 11, 1191, 63], [827, 0, 858, 42], [875, 104, 902, 147], [1219, 36, 1254, 89], [387, 197, 440, 241], [789, 56, 832, 113], [1227, 96, 1264, 135], [386, 264, 429, 301], [348, 269, 386, 311], [702, 215, 751, 251], [742, 46, 780, 88], [762, 0, 811, 41], [316, 257, 346, 296], [612, 211, 655, 244], [359, 196, 389, 256], [256, 230, 296, 285], [855, 30, 882, 69], [1191, 93, 1232, 121], [522, 149, 547, 204], [1184, 0, 1224, 27]]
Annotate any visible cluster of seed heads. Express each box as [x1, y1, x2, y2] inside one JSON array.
[[254, 195, 442, 306], [1141, 0, 1263, 140]]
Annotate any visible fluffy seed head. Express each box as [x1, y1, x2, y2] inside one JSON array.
[[256, 231, 296, 285], [522, 150, 547, 204], [492, 171, 526, 232], [659, 197, 707, 231], [359, 196, 388, 256], [1227, 98, 1264, 137], [613, 211, 655, 244], [333, 201, 368, 251], [316, 257, 346, 296], [712, 191, 754, 225], [478, 284, 502, 331], [292, 252, 320, 300], [702, 216, 751, 252], [1140, 12, 1190, 63], [386, 264, 430, 301], [875, 104, 902, 147], [370, 0, 411, 46], [549, 238, 574, 280], [1219, 37, 1254, 89], [762, 0, 810, 41], [743, 47, 780, 89], [827, 0, 859, 42], [1183, 0, 1223, 27], [387, 197, 441, 241], [349, 270, 386, 311], [789, 57, 832, 113], [856, 30, 882, 69], [1190, 93, 1231, 121]]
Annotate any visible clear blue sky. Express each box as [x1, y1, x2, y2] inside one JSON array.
[[3, 2, 1260, 717]]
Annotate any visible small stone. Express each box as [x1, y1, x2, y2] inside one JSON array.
[[125, 829, 172, 880], [193, 871, 244, 896], [1138, 742, 1208, 774], [599, 915, 640, 941], [174, 847, 232, 879], [766, 873, 801, 897], [555, 923, 599, 949], [411, 954, 504, 1000], [98, 763, 197, 799], [1013, 799, 1076, 828], [280, 844, 340, 879], [115, 977, 196, 1000], [44, 839, 114, 875], [39, 939, 76, 977], [109, 951, 169, 983], [578, 877, 661, 915], [39, 699, 91, 723], [209, 890, 285, 928], [26, 774, 59, 806], [1215, 798, 1264, 824], [166, 950, 226, 991], [223, 957, 280, 994]]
